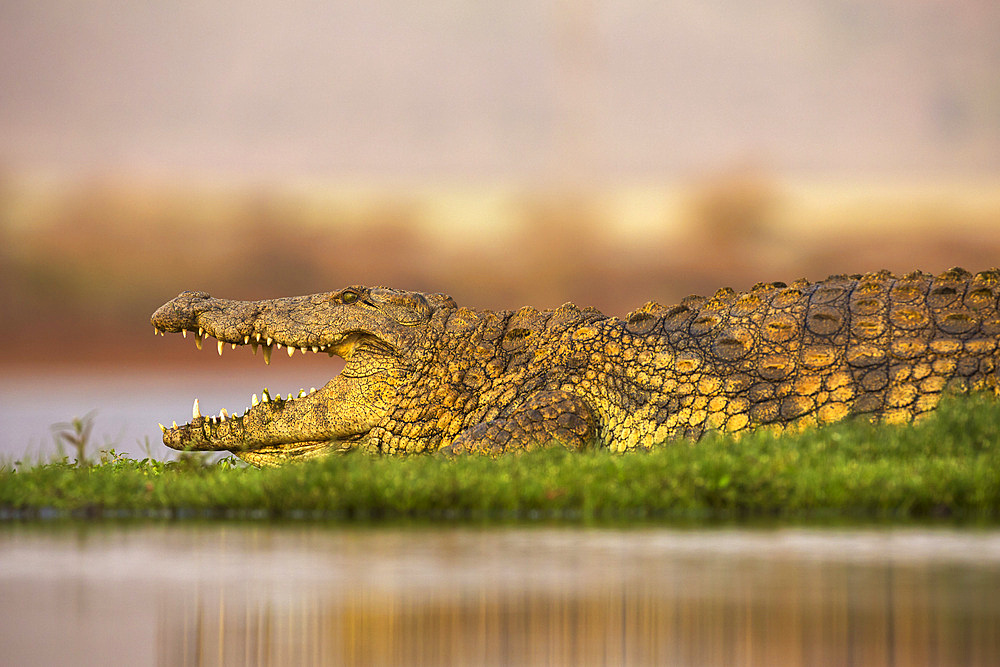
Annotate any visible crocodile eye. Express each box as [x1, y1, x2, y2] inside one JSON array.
[[341, 290, 359, 304]]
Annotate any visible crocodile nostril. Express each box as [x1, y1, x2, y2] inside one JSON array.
[[179, 291, 211, 299]]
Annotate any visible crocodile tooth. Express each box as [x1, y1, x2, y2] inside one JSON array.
[[255, 333, 261, 342], [231, 342, 237, 350], [159, 423, 166, 433], [195, 331, 203, 350], [172, 420, 178, 429], [266, 337, 273, 346], [198, 327, 204, 336], [182, 330, 188, 339], [210, 416, 217, 424], [244, 335, 250, 344], [252, 394, 259, 407], [193, 398, 201, 419], [220, 408, 228, 421], [276, 342, 282, 350], [300, 347, 308, 354], [262, 388, 271, 402], [218, 340, 224, 356], [287, 393, 294, 401], [312, 346, 319, 353], [262, 345, 272, 365], [310, 387, 317, 394], [287, 346, 295, 357], [154, 327, 159, 336], [298, 389, 306, 398]]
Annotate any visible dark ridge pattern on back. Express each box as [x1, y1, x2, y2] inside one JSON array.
[[584, 268, 1000, 448], [151, 269, 1000, 465], [440, 268, 1000, 455]]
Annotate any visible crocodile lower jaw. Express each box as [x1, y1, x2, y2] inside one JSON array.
[[155, 321, 376, 458], [160, 386, 326, 450], [231, 440, 354, 467]]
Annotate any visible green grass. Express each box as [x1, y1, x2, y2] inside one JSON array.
[[3, 393, 1000, 523]]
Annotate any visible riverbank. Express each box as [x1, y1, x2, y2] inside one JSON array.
[[3, 393, 998, 524]]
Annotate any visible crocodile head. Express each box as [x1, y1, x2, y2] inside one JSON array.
[[151, 286, 454, 466]]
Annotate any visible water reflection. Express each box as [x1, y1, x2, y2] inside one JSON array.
[[1, 527, 998, 666]]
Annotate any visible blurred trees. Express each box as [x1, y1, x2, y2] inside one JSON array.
[[1, 174, 998, 364]]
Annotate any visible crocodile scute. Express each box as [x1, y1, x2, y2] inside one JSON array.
[[151, 268, 1000, 466]]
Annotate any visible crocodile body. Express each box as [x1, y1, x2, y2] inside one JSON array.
[[152, 268, 1000, 466]]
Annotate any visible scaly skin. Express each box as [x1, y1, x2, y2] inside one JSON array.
[[151, 269, 1000, 466]]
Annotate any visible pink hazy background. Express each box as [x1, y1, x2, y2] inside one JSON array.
[[1, 0, 999, 369]]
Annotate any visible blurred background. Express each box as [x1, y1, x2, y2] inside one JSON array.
[[1, 0, 999, 457]]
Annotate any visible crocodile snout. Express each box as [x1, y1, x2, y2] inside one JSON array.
[[151, 291, 212, 332]]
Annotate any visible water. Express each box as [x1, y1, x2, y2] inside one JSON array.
[[4, 373, 1000, 665], [0, 526, 997, 666]]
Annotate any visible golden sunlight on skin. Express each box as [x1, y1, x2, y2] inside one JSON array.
[[152, 269, 1000, 465]]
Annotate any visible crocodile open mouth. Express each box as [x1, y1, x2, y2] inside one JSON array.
[[152, 286, 444, 464], [153, 324, 370, 463]]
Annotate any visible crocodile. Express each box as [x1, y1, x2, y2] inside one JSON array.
[[151, 268, 1000, 466]]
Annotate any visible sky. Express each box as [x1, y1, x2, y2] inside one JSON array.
[[1, 0, 999, 182]]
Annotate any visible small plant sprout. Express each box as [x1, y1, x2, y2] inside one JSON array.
[[51, 410, 98, 466]]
